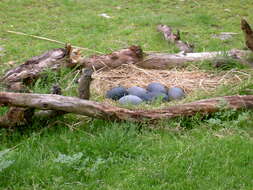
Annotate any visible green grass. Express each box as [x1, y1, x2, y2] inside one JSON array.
[[0, 116, 253, 189], [0, 0, 253, 189]]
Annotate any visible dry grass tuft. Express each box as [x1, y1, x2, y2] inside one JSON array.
[[91, 64, 249, 96]]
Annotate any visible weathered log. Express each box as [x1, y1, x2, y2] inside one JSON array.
[[79, 45, 143, 70], [0, 45, 77, 128], [0, 84, 64, 127], [0, 44, 78, 91], [2, 45, 250, 80], [2, 48, 65, 86], [241, 18, 253, 52], [0, 92, 252, 123], [78, 68, 93, 100], [139, 49, 250, 69], [79, 47, 250, 70], [157, 24, 194, 53], [35, 84, 64, 118]]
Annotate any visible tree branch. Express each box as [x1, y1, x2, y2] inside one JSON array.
[[0, 92, 252, 123], [157, 24, 194, 53]]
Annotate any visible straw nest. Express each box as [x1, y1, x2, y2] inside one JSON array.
[[90, 64, 249, 96]]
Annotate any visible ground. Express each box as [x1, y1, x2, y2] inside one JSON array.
[[0, 0, 253, 189]]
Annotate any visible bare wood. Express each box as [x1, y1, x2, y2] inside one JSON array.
[[1, 48, 66, 87], [35, 84, 64, 118], [139, 49, 250, 69], [79, 45, 143, 70], [0, 44, 82, 89], [2, 45, 250, 84], [0, 92, 252, 122], [79, 46, 249, 70], [78, 68, 93, 100], [157, 24, 194, 53], [0, 46, 74, 127]]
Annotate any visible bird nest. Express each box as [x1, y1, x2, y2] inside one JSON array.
[[90, 64, 249, 97]]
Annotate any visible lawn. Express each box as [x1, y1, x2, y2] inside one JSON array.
[[0, 0, 253, 189]]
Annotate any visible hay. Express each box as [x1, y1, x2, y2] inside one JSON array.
[[91, 64, 248, 96]]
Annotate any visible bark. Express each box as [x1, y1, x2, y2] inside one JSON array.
[[1, 45, 250, 80], [35, 84, 64, 118], [0, 92, 252, 123], [0, 44, 78, 91], [139, 49, 250, 69], [79, 45, 143, 70], [79, 47, 250, 70], [0, 45, 76, 127], [241, 18, 253, 52], [157, 24, 194, 53]]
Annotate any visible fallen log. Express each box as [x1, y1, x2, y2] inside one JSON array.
[[79, 45, 143, 70], [35, 84, 65, 118], [139, 49, 250, 69], [80, 47, 250, 70], [1, 44, 78, 90], [0, 92, 252, 123], [157, 24, 194, 53], [0, 44, 77, 128], [2, 44, 250, 80]]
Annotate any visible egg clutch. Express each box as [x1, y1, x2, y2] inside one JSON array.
[[106, 82, 185, 105]]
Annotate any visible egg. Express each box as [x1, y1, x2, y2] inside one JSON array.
[[119, 95, 143, 105], [106, 87, 128, 100], [144, 91, 169, 102], [167, 87, 185, 100], [147, 82, 167, 94], [127, 86, 148, 100]]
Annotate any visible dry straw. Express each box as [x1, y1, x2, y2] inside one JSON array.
[[91, 64, 248, 96]]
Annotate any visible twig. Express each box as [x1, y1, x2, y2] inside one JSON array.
[[7, 30, 104, 54]]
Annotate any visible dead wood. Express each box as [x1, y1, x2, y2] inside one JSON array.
[[78, 68, 93, 100], [157, 24, 194, 53], [35, 84, 65, 118], [2, 48, 65, 86], [241, 18, 253, 52], [79, 45, 143, 70], [139, 49, 250, 69], [1, 44, 250, 81], [2, 19, 252, 83], [1, 20, 253, 127], [78, 46, 249, 70], [0, 44, 78, 91], [0, 45, 77, 128], [0, 92, 252, 123]]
